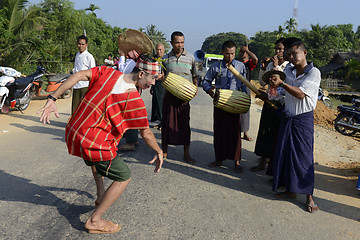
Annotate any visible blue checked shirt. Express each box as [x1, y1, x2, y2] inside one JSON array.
[[202, 59, 247, 93]]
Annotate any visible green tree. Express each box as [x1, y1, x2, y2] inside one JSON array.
[[85, 3, 99, 17], [285, 18, 297, 33], [0, 0, 45, 68], [302, 24, 354, 66], [201, 32, 247, 54], [144, 24, 169, 51], [345, 59, 360, 80]]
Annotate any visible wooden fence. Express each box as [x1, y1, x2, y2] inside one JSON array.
[[321, 78, 344, 90]]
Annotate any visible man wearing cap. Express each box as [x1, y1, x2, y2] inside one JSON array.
[[38, 55, 163, 233], [162, 31, 198, 164]]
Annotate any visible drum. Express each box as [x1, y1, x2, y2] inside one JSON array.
[[213, 89, 251, 114], [162, 73, 197, 102]]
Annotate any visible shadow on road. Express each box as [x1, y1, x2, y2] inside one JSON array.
[[11, 123, 65, 141], [6, 112, 68, 129], [0, 170, 93, 231], [120, 135, 360, 222]]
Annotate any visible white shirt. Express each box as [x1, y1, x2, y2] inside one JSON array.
[[283, 63, 321, 116], [118, 56, 136, 74], [104, 59, 114, 65], [111, 75, 137, 94], [73, 50, 96, 89]]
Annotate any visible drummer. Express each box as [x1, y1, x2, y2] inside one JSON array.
[[161, 31, 198, 164], [202, 40, 247, 171]]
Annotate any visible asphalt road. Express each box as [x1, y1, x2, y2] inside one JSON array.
[[0, 88, 359, 240]]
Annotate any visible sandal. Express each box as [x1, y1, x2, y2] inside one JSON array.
[[86, 221, 121, 234], [306, 203, 319, 213]]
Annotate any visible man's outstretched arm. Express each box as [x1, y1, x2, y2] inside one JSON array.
[[37, 69, 92, 124]]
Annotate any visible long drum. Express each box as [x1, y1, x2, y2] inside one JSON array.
[[162, 73, 197, 102], [213, 89, 251, 114]]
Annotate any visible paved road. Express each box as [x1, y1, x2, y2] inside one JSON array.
[[0, 88, 359, 239]]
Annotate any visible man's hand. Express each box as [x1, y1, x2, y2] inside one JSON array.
[[269, 74, 282, 88], [149, 151, 163, 173], [256, 90, 268, 101], [37, 99, 59, 124], [240, 45, 249, 53], [155, 72, 164, 81], [208, 86, 216, 99], [118, 49, 125, 56], [271, 55, 279, 68]]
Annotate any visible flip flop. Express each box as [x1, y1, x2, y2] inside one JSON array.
[[306, 203, 319, 213], [87, 221, 121, 234]]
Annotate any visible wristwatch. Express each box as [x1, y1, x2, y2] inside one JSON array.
[[279, 82, 286, 87], [47, 94, 57, 102]]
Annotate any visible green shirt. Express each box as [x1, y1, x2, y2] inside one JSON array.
[[163, 49, 198, 82]]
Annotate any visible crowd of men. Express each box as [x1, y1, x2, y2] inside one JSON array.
[[38, 31, 321, 234]]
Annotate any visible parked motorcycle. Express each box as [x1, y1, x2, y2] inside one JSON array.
[[334, 98, 360, 136], [31, 73, 72, 99], [0, 66, 46, 113], [318, 87, 333, 108]]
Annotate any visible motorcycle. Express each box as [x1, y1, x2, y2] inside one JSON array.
[[334, 98, 360, 136], [0, 66, 46, 113], [31, 73, 72, 99], [318, 87, 333, 108]]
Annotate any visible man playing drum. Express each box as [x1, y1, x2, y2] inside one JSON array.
[[162, 31, 198, 164], [202, 40, 247, 171]]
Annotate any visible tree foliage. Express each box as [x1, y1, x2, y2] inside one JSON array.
[[0, 0, 169, 74], [143, 24, 170, 51], [201, 32, 247, 54]]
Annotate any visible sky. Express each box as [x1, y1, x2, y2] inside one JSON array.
[[29, 0, 360, 54]]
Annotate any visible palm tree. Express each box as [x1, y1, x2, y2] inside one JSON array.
[[0, 0, 45, 64], [285, 18, 298, 33], [276, 25, 285, 38], [85, 4, 100, 16], [144, 24, 169, 50]]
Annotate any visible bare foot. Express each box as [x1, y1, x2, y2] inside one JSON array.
[[163, 152, 168, 159]]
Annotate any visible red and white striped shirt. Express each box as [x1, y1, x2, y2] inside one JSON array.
[[65, 66, 149, 162]]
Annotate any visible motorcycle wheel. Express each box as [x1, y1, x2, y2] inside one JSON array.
[[18, 91, 31, 111], [60, 88, 73, 99], [334, 114, 357, 136], [322, 98, 333, 109]]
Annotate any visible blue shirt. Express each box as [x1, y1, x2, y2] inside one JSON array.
[[202, 59, 247, 93]]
